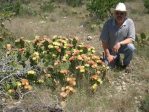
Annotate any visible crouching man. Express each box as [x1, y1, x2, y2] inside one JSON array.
[[100, 2, 136, 72]]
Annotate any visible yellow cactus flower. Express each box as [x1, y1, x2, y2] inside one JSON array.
[[91, 83, 98, 92], [27, 70, 36, 76], [8, 89, 15, 94], [97, 78, 103, 84], [33, 52, 39, 57], [16, 81, 22, 87], [6, 44, 12, 50], [37, 79, 44, 84], [48, 45, 54, 49]]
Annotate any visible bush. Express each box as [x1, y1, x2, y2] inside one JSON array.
[[140, 94, 149, 112], [40, 0, 55, 12], [0, 35, 109, 102], [66, 0, 83, 7], [135, 33, 149, 47], [0, 12, 14, 38], [144, 0, 149, 13], [0, 0, 37, 16], [87, 0, 125, 20]]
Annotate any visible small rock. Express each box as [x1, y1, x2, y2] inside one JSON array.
[[87, 35, 93, 41]]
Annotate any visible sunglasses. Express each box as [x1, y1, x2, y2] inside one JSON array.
[[115, 11, 125, 16]]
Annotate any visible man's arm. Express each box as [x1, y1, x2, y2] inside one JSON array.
[[113, 37, 133, 52], [119, 37, 133, 45], [102, 42, 110, 57], [102, 41, 115, 63]]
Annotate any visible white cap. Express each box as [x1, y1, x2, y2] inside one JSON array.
[[115, 3, 127, 12]]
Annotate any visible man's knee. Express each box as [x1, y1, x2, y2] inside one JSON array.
[[127, 44, 135, 52]]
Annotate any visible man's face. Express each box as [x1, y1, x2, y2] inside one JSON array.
[[114, 11, 126, 25]]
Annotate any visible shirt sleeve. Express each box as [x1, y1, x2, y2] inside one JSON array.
[[100, 21, 109, 43], [127, 19, 135, 41]]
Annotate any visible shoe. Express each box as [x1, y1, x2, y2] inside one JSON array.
[[122, 65, 132, 73], [115, 56, 122, 68]]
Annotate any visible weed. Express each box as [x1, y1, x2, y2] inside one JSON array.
[[140, 94, 149, 112], [40, 0, 55, 12]]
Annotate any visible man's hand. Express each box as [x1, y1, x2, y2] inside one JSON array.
[[113, 42, 121, 52], [107, 55, 115, 63]]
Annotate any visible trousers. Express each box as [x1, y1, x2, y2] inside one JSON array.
[[103, 43, 135, 67]]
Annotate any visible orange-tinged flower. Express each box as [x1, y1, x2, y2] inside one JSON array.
[[66, 51, 71, 55], [65, 86, 75, 93], [67, 44, 73, 48], [97, 71, 101, 74], [24, 85, 32, 91], [69, 56, 75, 61], [91, 63, 98, 68], [90, 74, 99, 80], [72, 49, 80, 56], [91, 55, 100, 60], [18, 48, 26, 53], [87, 60, 95, 65], [21, 79, 29, 86], [77, 55, 83, 61], [96, 59, 103, 64], [60, 91, 68, 98], [66, 77, 76, 86], [81, 54, 88, 60], [76, 66, 85, 73], [45, 74, 51, 78], [60, 69, 69, 75], [56, 48, 61, 52]]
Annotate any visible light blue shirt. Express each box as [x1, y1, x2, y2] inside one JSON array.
[[100, 17, 135, 48]]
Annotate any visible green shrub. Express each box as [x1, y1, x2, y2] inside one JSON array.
[[87, 0, 125, 20], [135, 33, 149, 46], [140, 94, 149, 112], [144, 0, 149, 13], [66, 0, 83, 7], [0, 35, 109, 101], [40, 0, 55, 12], [0, 0, 37, 16], [0, 12, 14, 38]]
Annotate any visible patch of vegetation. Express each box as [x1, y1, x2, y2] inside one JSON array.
[[86, 0, 125, 20], [0, 12, 15, 39], [140, 94, 149, 112], [135, 33, 149, 59], [0, 0, 37, 16], [40, 0, 55, 12], [0, 35, 109, 109], [66, 0, 83, 7], [144, 0, 149, 13]]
